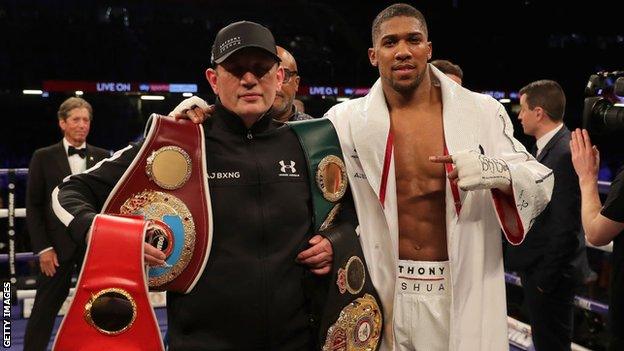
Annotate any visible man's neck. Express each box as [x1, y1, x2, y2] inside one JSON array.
[[64, 137, 85, 148], [239, 114, 264, 128], [216, 102, 268, 129], [534, 122, 563, 140]]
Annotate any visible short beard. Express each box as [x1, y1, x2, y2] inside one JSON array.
[[389, 69, 425, 94]]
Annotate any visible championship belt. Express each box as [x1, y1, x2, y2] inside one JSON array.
[[53, 215, 164, 351], [102, 115, 212, 293], [290, 119, 383, 351], [289, 119, 348, 232], [319, 225, 382, 351]]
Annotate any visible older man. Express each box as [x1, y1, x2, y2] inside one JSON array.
[[53, 21, 342, 350], [24, 97, 109, 351]]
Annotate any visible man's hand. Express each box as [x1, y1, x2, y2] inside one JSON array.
[[570, 128, 600, 184], [144, 222, 169, 266], [296, 235, 333, 275], [169, 96, 213, 124], [39, 249, 59, 277], [144, 242, 166, 266], [430, 150, 511, 192]]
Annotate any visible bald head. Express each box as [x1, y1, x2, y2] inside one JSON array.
[[273, 46, 301, 122], [277, 46, 298, 72]]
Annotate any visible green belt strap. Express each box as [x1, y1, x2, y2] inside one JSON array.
[[289, 118, 345, 232]]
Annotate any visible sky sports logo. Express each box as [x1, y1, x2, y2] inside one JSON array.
[[2, 282, 10, 348]]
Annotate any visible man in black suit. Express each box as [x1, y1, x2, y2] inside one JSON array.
[[24, 97, 110, 351], [505, 80, 587, 351]]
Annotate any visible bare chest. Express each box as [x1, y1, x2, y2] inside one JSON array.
[[390, 109, 446, 191], [390, 107, 449, 260]]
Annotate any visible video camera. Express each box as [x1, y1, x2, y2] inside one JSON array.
[[583, 71, 624, 136]]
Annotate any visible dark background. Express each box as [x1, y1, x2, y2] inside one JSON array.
[[1, 0, 623, 168]]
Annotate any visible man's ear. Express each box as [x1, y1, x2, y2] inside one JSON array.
[[427, 41, 432, 61], [293, 75, 301, 90], [58, 118, 66, 133], [276, 66, 284, 91], [206, 68, 218, 95], [535, 107, 547, 122], [368, 48, 377, 67]]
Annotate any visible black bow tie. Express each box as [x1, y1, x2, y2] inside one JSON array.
[[68, 146, 86, 158]]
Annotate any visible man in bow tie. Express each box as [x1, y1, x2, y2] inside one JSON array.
[[24, 97, 110, 351]]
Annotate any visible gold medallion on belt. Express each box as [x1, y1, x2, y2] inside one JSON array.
[[145, 146, 192, 190], [316, 155, 348, 202], [323, 294, 382, 351], [120, 190, 195, 287]]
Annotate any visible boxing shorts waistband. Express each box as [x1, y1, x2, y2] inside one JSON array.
[[397, 260, 450, 295]]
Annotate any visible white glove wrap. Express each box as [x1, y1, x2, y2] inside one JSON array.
[[168, 96, 209, 117], [452, 150, 511, 191]]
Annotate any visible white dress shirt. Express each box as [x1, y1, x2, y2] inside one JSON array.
[[535, 123, 564, 158], [63, 138, 87, 175]]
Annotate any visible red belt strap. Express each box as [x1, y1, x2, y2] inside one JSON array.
[[53, 215, 164, 351]]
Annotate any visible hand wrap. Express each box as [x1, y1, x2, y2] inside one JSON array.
[[452, 150, 511, 191]]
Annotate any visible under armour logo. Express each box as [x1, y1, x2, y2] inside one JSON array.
[[279, 160, 297, 173]]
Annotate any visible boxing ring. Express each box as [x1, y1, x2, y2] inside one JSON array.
[[0, 168, 615, 350]]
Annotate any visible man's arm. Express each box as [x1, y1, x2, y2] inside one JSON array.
[[54, 141, 167, 267], [583, 214, 624, 246], [26, 149, 60, 276], [485, 103, 553, 244], [53, 143, 140, 243], [430, 102, 553, 244], [296, 194, 358, 275], [26, 150, 52, 253], [571, 129, 624, 246]]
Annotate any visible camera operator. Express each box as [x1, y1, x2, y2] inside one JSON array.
[[570, 128, 624, 351]]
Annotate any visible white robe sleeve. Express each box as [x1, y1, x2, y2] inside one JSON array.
[[486, 102, 553, 245]]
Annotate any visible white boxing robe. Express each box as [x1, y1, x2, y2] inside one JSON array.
[[325, 65, 554, 351]]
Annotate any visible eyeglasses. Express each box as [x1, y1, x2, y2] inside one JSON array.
[[283, 68, 299, 84]]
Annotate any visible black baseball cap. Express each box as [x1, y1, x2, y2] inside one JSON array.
[[211, 21, 281, 65]]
